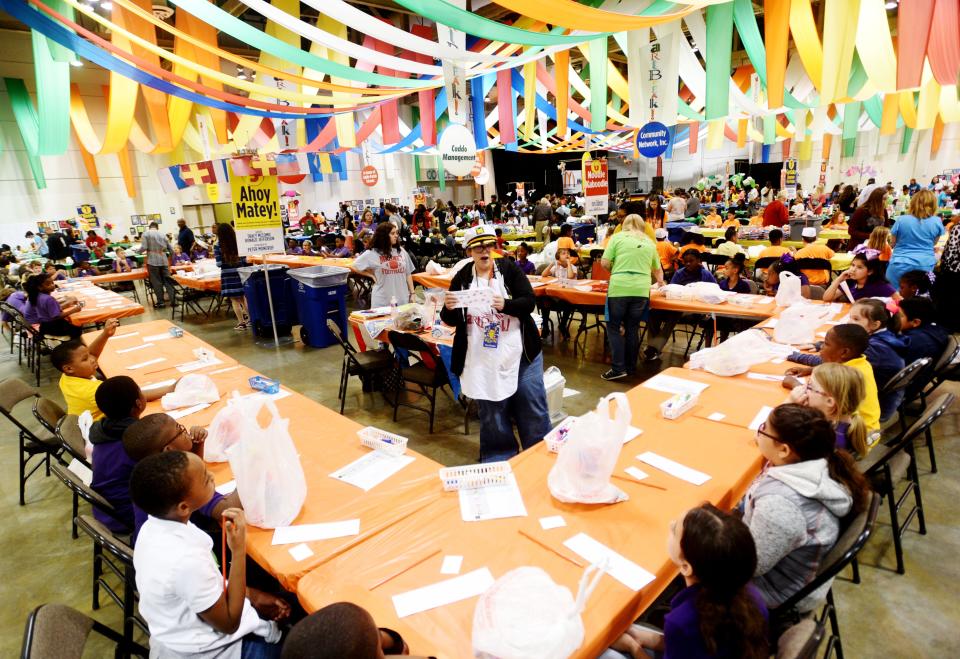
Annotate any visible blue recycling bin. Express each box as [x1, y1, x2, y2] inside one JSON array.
[[287, 265, 350, 348], [70, 245, 91, 264], [239, 264, 299, 338]]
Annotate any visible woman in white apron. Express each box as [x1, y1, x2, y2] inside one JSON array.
[[440, 227, 550, 462]]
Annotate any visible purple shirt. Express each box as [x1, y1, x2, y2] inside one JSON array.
[[90, 417, 138, 533], [24, 293, 62, 324], [663, 584, 768, 659], [113, 257, 136, 272], [516, 259, 535, 275], [328, 246, 352, 258], [835, 421, 850, 452], [172, 253, 192, 265], [2, 291, 27, 322], [848, 279, 896, 300], [671, 266, 717, 286], [720, 277, 751, 293]]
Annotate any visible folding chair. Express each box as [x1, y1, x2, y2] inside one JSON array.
[[794, 257, 834, 285], [56, 414, 89, 466], [20, 603, 143, 659], [32, 396, 66, 440], [327, 319, 393, 414], [878, 358, 931, 443], [776, 615, 828, 659], [770, 491, 881, 659], [170, 281, 208, 322], [387, 330, 451, 434], [859, 393, 954, 574], [912, 336, 960, 472], [75, 514, 146, 656], [0, 378, 62, 504]]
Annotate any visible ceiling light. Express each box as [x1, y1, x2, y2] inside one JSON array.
[[237, 74, 248, 81], [100, 1, 112, 9], [885, 1, 897, 9], [70, 60, 83, 67]]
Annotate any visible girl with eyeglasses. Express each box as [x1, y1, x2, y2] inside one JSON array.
[[788, 363, 870, 457], [743, 404, 868, 616]]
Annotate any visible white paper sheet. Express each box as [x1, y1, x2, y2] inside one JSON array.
[[440, 555, 464, 575], [746, 372, 785, 382], [142, 333, 175, 342], [392, 568, 495, 618], [176, 358, 224, 373], [771, 358, 786, 364], [623, 426, 643, 443], [141, 378, 177, 391], [329, 452, 415, 492], [539, 515, 567, 530], [747, 405, 774, 431], [459, 473, 528, 522], [636, 452, 711, 485], [563, 533, 655, 592], [215, 480, 237, 495], [288, 543, 315, 562], [271, 519, 361, 545], [116, 342, 154, 354], [624, 466, 649, 481], [562, 388, 581, 398], [752, 297, 774, 305], [208, 365, 242, 375], [707, 412, 726, 421], [126, 357, 166, 370], [448, 287, 493, 309], [640, 373, 709, 396], [167, 403, 212, 420], [68, 459, 93, 486], [112, 331, 140, 339]]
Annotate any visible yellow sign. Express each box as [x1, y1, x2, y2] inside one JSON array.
[[230, 174, 284, 255], [205, 183, 220, 203], [230, 174, 280, 230]]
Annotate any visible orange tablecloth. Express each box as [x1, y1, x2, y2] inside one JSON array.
[[246, 254, 370, 278], [56, 282, 144, 326], [89, 319, 443, 590], [173, 273, 221, 293], [84, 269, 148, 284], [413, 272, 556, 297], [296, 367, 788, 658]]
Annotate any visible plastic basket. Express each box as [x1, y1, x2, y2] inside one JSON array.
[[544, 416, 578, 453], [660, 393, 698, 419], [438, 461, 511, 491], [357, 426, 408, 456], [288, 265, 350, 288]]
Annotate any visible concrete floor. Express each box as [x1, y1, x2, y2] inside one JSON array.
[[1, 302, 958, 657]]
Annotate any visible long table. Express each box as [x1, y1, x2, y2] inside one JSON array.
[[295, 366, 791, 658], [173, 272, 222, 293], [56, 281, 145, 326], [90, 320, 444, 591]]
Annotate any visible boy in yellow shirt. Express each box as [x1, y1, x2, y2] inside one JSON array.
[[51, 319, 172, 419]]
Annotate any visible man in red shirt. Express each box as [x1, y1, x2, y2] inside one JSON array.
[[762, 192, 789, 227], [85, 230, 106, 250]]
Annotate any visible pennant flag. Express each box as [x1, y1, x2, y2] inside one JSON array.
[[157, 165, 189, 194], [230, 156, 254, 177], [275, 152, 302, 176]]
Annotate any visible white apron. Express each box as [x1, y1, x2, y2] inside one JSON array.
[[459, 267, 523, 402]]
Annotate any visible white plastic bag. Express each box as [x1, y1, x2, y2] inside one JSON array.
[[473, 564, 605, 659], [78, 410, 94, 461], [688, 281, 731, 305], [662, 283, 693, 300], [774, 304, 834, 345], [547, 393, 629, 504], [204, 392, 251, 462], [226, 396, 307, 528], [775, 270, 803, 306], [425, 260, 445, 275], [160, 374, 220, 411]]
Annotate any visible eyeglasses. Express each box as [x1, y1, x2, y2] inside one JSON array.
[[804, 380, 827, 397], [163, 423, 190, 449], [756, 421, 778, 442], [471, 244, 495, 252]]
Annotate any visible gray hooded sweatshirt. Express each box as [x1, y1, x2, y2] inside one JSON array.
[[743, 458, 853, 612]]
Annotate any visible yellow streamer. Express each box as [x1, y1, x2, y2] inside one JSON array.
[[855, 0, 897, 92], [915, 64, 940, 130], [706, 119, 725, 150], [788, 0, 823, 94], [939, 85, 960, 123], [523, 61, 536, 140], [880, 93, 899, 135], [820, 0, 860, 104], [493, 0, 701, 33]]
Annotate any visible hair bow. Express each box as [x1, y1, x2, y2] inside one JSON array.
[[779, 252, 795, 265], [885, 300, 900, 314], [851, 244, 881, 260]]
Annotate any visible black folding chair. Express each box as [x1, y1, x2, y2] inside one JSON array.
[[327, 319, 393, 414], [770, 492, 881, 659], [387, 330, 451, 434], [859, 393, 954, 574], [794, 257, 833, 284]]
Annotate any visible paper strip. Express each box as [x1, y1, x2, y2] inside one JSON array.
[[392, 567, 495, 619], [271, 519, 360, 545], [116, 342, 154, 354], [563, 533, 655, 591], [636, 451, 711, 485], [126, 357, 166, 370], [539, 515, 567, 530], [747, 405, 774, 431], [167, 402, 211, 419]]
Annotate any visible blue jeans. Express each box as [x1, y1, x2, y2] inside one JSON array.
[[606, 296, 649, 374], [241, 635, 282, 659], [476, 352, 551, 462]]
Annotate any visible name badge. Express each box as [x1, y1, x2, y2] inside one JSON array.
[[482, 321, 500, 348]]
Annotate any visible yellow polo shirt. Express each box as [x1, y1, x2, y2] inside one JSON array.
[[59, 374, 103, 420], [844, 356, 880, 432]]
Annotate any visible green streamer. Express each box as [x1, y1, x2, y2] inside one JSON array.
[[841, 101, 861, 141], [31, 30, 70, 155], [4, 78, 47, 188], [763, 114, 775, 145], [42, 0, 77, 63], [437, 154, 445, 192], [845, 52, 868, 99], [705, 2, 734, 121], [732, 0, 809, 110], [900, 128, 913, 155], [589, 38, 608, 132]]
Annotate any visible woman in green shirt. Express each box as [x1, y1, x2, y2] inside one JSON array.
[[600, 214, 665, 380]]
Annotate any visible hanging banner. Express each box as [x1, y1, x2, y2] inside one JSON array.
[[361, 165, 379, 186], [783, 157, 798, 200], [581, 155, 609, 216], [437, 2, 469, 126], [230, 173, 284, 255], [818, 160, 827, 187], [515, 182, 525, 199], [636, 121, 671, 158], [437, 123, 477, 176], [633, 21, 680, 127]]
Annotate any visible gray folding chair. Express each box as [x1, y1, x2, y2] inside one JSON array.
[[0, 378, 61, 504], [20, 603, 131, 659]]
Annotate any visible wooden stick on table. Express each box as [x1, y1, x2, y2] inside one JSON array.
[[517, 529, 585, 568], [368, 549, 442, 591]]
